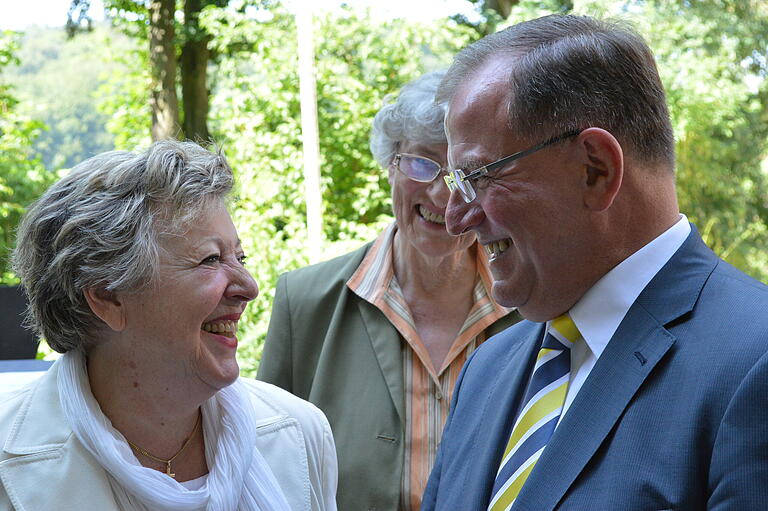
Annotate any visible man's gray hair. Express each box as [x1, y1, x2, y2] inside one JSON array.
[[12, 139, 234, 354], [437, 15, 675, 169], [370, 70, 447, 168]]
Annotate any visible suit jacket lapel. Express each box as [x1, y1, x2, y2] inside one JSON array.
[[462, 324, 543, 506], [356, 299, 405, 423], [513, 227, 718, 510]]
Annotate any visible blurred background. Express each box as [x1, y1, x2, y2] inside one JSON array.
[[1, 0, 767, 374]]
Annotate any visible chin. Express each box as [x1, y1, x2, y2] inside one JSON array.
[[200, 360, 241, 392], [491, 280, 524, 309]]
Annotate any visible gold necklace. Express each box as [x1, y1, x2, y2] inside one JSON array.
[[126, 412, 201, 478]]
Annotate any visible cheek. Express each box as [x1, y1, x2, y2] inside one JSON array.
[[391, 180, 414, 210]]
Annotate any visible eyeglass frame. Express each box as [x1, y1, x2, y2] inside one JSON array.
[[392, 153, 447, 183], [444, 129, 583, 203]]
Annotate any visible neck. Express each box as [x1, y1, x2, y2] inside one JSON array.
[[86, 340, 210, 479], [392, 230, 477, 301]]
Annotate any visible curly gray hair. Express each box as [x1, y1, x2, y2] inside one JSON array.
[[369, 70, 447, 168], [12, 139, 234, 354]]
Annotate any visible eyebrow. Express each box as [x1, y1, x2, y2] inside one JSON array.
[[194, 235, 243, 249], [453, 158, 488, 171], [401, 146, 445, 162]]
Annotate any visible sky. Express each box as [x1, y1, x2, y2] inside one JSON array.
[[1, 0, 477, 31]]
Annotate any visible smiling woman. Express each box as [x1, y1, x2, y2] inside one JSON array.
[[0, 140, 337, 511]]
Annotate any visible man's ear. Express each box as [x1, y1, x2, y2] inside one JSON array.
[[576, 127, 623, 211], [83, 287, 126, 332]]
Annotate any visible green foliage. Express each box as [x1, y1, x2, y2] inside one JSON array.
[[4, 25, 135, 170], [637, 0, 768, 280], [95, 37, 153, 149], [0, 31, 52, 286]]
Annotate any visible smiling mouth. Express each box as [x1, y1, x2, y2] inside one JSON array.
[[418, 205, 446, 225], [202, 320, 238, 337], [484, 239, 511, 261]]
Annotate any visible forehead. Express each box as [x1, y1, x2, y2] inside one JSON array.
[[159, 202, 239, 253], [445, 57, 518, 168], [398, 141, 448, 161]]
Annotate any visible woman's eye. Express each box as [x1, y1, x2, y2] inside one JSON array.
[[201, 254, 221, 265], [237, 254, 248, 265]]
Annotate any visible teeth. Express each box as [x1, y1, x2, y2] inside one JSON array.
[[418, 205, 446, 224], [202, 320, 238, 335], [484, 239, 511, 261]]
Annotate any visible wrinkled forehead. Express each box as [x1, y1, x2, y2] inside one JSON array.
[[445, 58, 517, 170]]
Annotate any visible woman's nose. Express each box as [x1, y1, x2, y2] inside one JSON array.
[[426, 173, 450, 208], [227, 262, 259, 302]]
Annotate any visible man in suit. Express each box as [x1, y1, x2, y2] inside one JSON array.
[[422, 14, 768, 511]]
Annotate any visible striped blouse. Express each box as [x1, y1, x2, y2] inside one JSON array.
[[347, 223, 511, 510]]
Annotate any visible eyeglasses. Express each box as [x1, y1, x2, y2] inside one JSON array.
[[444, 129, 582, 203], [392, 153, 446, 183]]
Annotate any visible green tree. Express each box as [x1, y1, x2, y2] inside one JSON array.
[[69, 0, 234, 142], [0, 31, 52, 284], [4, 25, 129, 170]]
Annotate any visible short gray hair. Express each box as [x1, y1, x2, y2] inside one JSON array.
[[12, 139, 234, 354], [437, 15, 674, 169], [370, 70, 447, 168]]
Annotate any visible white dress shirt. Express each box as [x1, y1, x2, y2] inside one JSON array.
[[553, 215, 691, 421]]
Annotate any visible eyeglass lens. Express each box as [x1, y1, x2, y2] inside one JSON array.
[[444, 170, 476, 203], [398, 155, 441, 182]]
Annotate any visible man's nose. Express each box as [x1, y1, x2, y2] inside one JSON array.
[[445, 190, 484, 236]]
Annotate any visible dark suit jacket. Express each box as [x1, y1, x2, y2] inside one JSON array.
[[422, 227, 768, 511], [258, 242, 521, 511]]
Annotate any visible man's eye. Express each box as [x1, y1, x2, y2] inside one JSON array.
[[473, 175, 493, 188], [237, 254, 248, 265], [201, 254, 220, 265]]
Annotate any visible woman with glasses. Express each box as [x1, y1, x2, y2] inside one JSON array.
[[258, 71, 520, 511]]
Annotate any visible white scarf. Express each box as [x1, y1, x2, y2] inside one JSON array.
[[57, 351, 292, 511]]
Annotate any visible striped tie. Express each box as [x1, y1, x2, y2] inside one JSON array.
[[487, 314, 581, 511]]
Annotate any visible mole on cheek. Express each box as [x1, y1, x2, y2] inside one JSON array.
[[132, 382, 139, 388]]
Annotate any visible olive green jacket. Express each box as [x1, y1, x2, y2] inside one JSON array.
[[257, 242, 521, 511]]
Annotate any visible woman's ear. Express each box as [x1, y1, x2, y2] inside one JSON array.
[[577, 128, 624, 211], [83, 287, 126, 332]]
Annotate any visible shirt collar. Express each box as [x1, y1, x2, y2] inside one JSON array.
[[566, 215, 691, 359]]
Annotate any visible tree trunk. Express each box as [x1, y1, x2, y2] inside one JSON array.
[[485, 0, 517, 19], [149, 0, 180, 141], [181, 0, 211, 143]]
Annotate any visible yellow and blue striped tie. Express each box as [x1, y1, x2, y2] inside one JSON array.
[[487, 314, 581, 511]]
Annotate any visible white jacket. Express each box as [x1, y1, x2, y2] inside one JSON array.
[[0, 361, 337, 511]]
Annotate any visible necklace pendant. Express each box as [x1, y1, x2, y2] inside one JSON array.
[[166, 461, 175, 478]]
